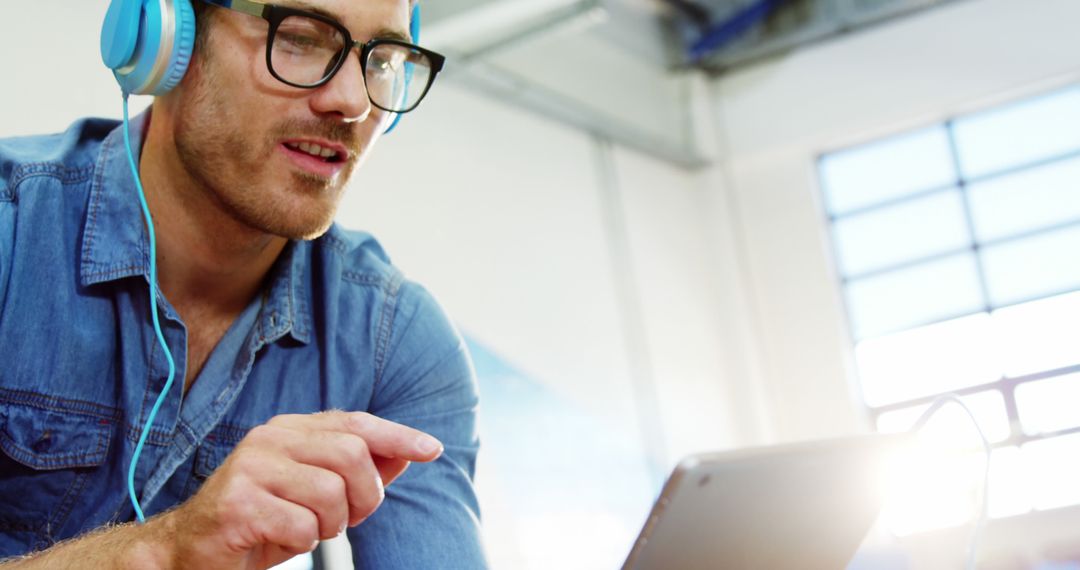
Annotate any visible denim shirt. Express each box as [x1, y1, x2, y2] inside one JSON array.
[[0, 115, 486, 568]]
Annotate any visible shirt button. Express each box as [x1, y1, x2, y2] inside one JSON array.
[[32, 430, 52, 453]]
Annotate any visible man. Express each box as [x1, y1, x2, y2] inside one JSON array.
[[0, 0, 486, 568]]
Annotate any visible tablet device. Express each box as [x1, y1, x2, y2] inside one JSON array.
[[623, 434, 908, 570]]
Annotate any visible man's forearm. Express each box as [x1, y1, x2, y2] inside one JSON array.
[[0, 514, 173, 570]]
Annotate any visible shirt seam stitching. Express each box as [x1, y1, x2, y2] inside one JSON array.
[[4, 163, 96, 203], [0, 388, 122, 420], [81, 264, 145, 282], [10, 162, 95, 189], [373, 272, 405, 387], [81, 133, 117, 277], [320, 233, 349, 255]]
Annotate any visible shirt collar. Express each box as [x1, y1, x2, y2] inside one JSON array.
[[80, 110, 151, 286], [80, 110, 312, 345], [257, 240, 312, 345]]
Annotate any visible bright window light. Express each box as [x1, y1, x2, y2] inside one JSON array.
[[986, 447, 1031, 519], [875, 390, 1010, 444], [879, 444, 986, 536], [991, 290, 1080, 377], [880, 444, 1030, 536], [1015, 373, 1080, 436], [1023, 433, 1080, 511], [855, 313, 1001, 406]]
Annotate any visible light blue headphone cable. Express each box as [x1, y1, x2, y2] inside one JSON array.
[[909, 394, 990, 570], [122, 93, 178, 524]]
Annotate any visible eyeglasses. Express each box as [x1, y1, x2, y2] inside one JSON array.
[[202, 0, 445, 113]]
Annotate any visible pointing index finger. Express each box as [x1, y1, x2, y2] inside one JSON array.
[[273, 411, 443, 462], [345, 412, 443, 461]]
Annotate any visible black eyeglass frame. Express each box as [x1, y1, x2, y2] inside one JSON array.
[[201, 0, 446, 114]]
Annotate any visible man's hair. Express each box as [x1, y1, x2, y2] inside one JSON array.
[[192, 1, 214, 55]]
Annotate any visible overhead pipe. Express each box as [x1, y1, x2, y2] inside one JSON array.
[[688, 0, 782, 63]]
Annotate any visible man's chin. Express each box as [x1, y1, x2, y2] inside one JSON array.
[[292, 221, 335, 241], [266, 176, 343, 240], [227, 199, 337, 241], [256, 212, 336, 241]]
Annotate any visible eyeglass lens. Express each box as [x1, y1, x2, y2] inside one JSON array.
[[269, 14, 433, 112]]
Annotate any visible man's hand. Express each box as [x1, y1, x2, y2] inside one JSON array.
[[165, 411, 443, 569], [0, 411, 442, 570]]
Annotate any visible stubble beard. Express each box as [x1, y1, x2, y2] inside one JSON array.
[[172, 56, 355, 241]]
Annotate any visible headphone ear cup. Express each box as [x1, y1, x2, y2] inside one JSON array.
[[105, 0, 195, 96], [157, 0, 195, 94]]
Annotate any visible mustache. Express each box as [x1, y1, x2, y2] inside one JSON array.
[[271, 118, 361, 156]]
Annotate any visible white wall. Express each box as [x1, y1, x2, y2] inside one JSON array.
[[0, 3, 154, 134], [612, 143, 771, 458], [342, 86, 646, 441]]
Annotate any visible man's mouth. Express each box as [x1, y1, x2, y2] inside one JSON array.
[[283, 141, 345, 163]]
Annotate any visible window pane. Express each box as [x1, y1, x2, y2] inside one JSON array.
[[953, 86, 1080, 179], [982, 224, 1080, 307], [991, 291, 1080, 377], [1015, 374, 1080, 436], [845, 253, 984, 339], [875, 391, 1009, 443], [856, 313, 1000, 406], [1023, 433, 1080, 511], [832, 189, 970, 277], [820, 126, 956, 216], [968, 156, 1080, 243]]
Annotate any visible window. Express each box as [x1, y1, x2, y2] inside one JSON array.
[[819, 84, 1080, 533]]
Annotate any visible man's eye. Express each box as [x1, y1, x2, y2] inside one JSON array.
[[276, 30, 341, 57], [280, 32, 320, 50], [369, 56, 401, 75]]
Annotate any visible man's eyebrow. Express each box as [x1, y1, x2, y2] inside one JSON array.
[[278, 1, 413, 43], [372, 28, 412, 43], [277, 0, 341, 22]]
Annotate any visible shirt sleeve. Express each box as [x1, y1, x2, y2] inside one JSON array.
[[346, 280, 488, 569]]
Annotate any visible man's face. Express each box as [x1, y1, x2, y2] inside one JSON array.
[[170, 0, 411, 240]]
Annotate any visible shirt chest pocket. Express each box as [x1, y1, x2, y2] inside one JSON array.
[[0, 402, 114, 544]]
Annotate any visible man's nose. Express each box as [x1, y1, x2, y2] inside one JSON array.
[[310, 49, 372, 123]]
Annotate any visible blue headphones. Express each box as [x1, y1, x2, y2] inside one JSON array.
[[100, 0, 421, 131]]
